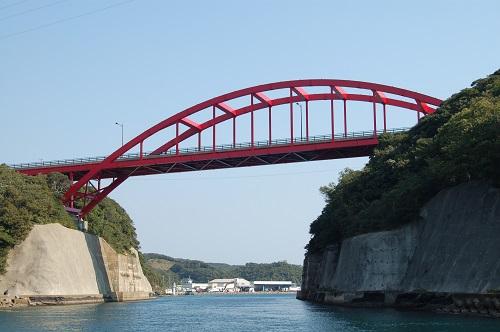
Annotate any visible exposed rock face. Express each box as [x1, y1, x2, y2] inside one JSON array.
[[0, 223, 152, 302], [298, 182, 500, 316]]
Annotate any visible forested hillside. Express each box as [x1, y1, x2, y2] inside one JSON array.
[[144, 253, 302, 287], [307, 70, 500, 254]]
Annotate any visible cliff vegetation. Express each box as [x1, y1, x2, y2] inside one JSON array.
[[307, 70, 500, 254]]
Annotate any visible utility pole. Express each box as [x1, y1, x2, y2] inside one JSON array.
[[295, 102, 303, 139], [115, 122, 124, 146]]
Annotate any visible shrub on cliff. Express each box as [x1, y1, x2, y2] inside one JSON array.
[[306, 70, 500, 254]]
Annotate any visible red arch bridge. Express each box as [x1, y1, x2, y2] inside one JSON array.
[[10, 79, 442, 219]]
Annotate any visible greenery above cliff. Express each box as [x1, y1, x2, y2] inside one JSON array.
[[0, 166, 75, 273], [307, 70, 500, 254], [143, 253, 302, 291]]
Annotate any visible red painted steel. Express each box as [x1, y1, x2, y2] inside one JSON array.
[[15, 79, 442, 219]]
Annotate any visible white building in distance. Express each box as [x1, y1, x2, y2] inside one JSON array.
[[180, 277, 209, 292], [208, 278, 252, 292], [253, 281, 293, 292]]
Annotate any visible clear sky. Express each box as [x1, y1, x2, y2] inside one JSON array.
[[1, 0, 499, 265]]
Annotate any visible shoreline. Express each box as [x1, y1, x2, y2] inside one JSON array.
[[297, 290, 500, 319], [0, 291, 296, 309], [0, 292, 155, 309]]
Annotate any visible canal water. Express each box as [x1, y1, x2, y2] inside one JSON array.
[[1, 294, 500, 331]]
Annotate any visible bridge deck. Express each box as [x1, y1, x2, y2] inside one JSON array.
[[11, 128, 408, 180]]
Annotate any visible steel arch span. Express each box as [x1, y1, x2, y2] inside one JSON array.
[[13, 79, 442, 218]]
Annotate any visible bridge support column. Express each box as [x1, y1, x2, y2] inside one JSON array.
[[78, 218, 88, 232], [306, 100, 309, 141], [330, 87, 334, 141], [289, 89, 294, 144], [233, 117, 236, 148], [343, 100, 347, 137], [383, 104, 387, 133], [268, 106, 272, 144], [175, 123, 179, 155], [212, 105, 216, 151], [68, 212, 88, 232], [251, 94, 254, 147]]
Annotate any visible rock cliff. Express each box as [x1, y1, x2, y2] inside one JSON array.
[[0, 223, 152, 304], [298, 182, 500, 316]]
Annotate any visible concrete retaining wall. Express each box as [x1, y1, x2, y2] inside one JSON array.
[[298, 182, 500, 316], [0, 223, 152, 301]]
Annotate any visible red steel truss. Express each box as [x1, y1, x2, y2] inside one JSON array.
[[13, 79, 442, 218]]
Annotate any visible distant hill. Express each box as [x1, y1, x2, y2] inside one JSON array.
[[143, 253, 302, 289]]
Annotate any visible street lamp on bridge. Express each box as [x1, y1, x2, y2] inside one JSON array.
[[115, 122, 124, 146]]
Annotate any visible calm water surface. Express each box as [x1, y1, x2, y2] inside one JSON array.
[[1, 294, 500, 331]]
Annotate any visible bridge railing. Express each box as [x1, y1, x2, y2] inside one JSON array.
[[8, 127, 409, 170]]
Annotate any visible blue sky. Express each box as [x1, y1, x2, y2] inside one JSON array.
[[1, 0, 499, 264]]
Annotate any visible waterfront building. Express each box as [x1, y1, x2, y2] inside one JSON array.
[[253, 281, 293, 292], [208, 278, 252, 292], [180, 277, 193, 292], [208, 278, 233, 291], [192, 283, 208, 292]]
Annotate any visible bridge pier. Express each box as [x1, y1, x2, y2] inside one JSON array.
[[78, 219, 88, 232], [66, 209, 88, 232]]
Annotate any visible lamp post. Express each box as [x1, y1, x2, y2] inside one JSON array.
[[295, 102, 303, 139], [115, 122, 124, 146]]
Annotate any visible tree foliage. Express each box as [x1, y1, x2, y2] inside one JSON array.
[[0, 166, 74, 273], [306, 70, 500, 254], [233, 261, 302, 284]]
